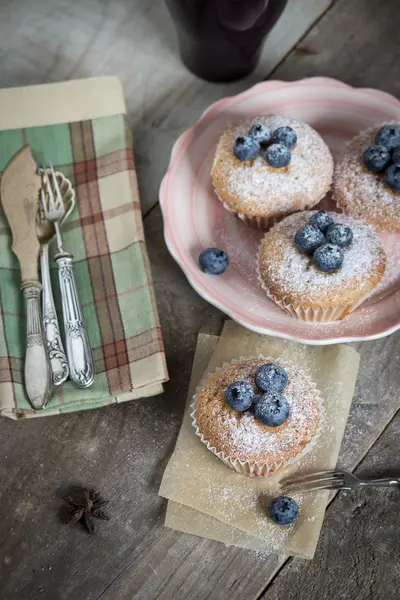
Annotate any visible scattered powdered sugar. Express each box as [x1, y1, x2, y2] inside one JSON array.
[[334, 122, 400, 231], [258, 211, 386, 305], [212, 115, 333, 216], [195, 359, 319, 465]]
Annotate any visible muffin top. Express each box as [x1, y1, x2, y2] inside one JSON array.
[[211, 115, 333, 219], [334, 123, 400, 232], [258, 211, 386, 309], [194, 358, 320, 465]]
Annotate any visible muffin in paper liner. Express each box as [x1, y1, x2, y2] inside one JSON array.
[[211, 115, 334, 231], [256, 212, 387, 323], [333, 121, 400, 233], [191, 356, 325, 477], [256, 253, 369, 323]]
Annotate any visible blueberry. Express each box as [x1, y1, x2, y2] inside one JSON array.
[[225, 381, 254, 412], [363, 145, 391, 173], [233, 136, 260, 161], [375, 125, 400, 151], [392, 148, 400, 165], [255, 363, 288, 393], [199, 248, 229, 275], [268, 496, 299, 526], [272, 126, 297, 149], [308, 211, 334, 234], [294, 224, 325, 254], [249, 123, 272, 146], [313, 243, 344, 273], [385, 163, 400, 192], [264, 143, 291, 168], [325, 223, 353, 248], [254, 392, 290, 427]]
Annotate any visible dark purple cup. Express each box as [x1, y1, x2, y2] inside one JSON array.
[[165, 0, 289, 82]]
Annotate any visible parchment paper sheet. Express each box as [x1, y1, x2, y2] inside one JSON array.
[[159, 321, 360, 559]]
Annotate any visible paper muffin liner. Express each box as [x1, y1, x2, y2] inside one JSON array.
[[214, 188, 331, 231], [191, 356, 325, 477], [214, 189, 279, 230], [256, 243, 370, 322]]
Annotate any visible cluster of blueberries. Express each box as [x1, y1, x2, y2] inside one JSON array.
[[233, 123, 297, 168], [294, 211, 353, 273], [225, 363, 290, 428], [363, 124, 400, 191]]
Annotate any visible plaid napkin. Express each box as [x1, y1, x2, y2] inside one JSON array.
[[0, 77, 168, 419]]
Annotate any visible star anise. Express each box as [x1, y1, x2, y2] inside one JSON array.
[[64, 488, 109, 534]]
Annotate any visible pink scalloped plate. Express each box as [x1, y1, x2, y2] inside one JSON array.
[[160, 78, 400, 344]]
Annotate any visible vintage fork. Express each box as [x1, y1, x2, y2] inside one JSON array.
[[40, 166, 94, 388], [281, 469, 400, 493]]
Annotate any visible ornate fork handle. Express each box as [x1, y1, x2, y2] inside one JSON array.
[[40, 243, 69, 385], [56, 253, 94, 388], [22, 282, 52, 409]]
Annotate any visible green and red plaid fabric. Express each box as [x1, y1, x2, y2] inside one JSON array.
[[0, 115, 168, 418]]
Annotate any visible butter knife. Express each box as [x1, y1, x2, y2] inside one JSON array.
[[0, 146, 52, 409]]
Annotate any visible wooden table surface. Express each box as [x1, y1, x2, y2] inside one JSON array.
[[1, 1, 399, 599]]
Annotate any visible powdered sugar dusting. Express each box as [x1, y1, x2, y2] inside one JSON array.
[[212, 116, 333, 218], [195, 358, 320, 465], [258, 211, 386, 307], [334, 122, 400, 231]]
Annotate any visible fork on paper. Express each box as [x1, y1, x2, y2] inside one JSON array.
[[280, 469, 400, 493], [40, 165, 95, 388]]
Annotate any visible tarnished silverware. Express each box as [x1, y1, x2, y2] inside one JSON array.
[[40, 165, 94, 388], [37, 170, 75, 385], [281, 469, 400, 493], [0, 146, 52, 409]]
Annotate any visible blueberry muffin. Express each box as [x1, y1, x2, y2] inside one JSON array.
[[211, 116, 334, 229], [257, 211, 386, 322], [334, 123, 400, 232], [192, 358, 321, 476]]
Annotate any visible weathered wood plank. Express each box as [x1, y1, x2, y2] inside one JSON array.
[[259, 413, 400, 600], [272, 0, 400, 98]]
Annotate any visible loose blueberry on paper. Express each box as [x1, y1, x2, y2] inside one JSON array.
[[308, 211, 334, 234], [255, 392, 290, 427], [233, 136, 260, 161], [294, 224, 325, 254], [272, 126, 297, 149], [249, 123, 272, 146], [225, 381, 254, 411], [255, 363, 288, 393], [269, 496, 299, 526], [199, 248, 229, 275], [313, 243, 344, 273], [325, 223, 353, 248]]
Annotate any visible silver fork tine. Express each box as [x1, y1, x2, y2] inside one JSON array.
[[281, 470, 342, 485], [50, 165, 65, 212], [44, 169, 57, 213], [284, 479, 345, 493]]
